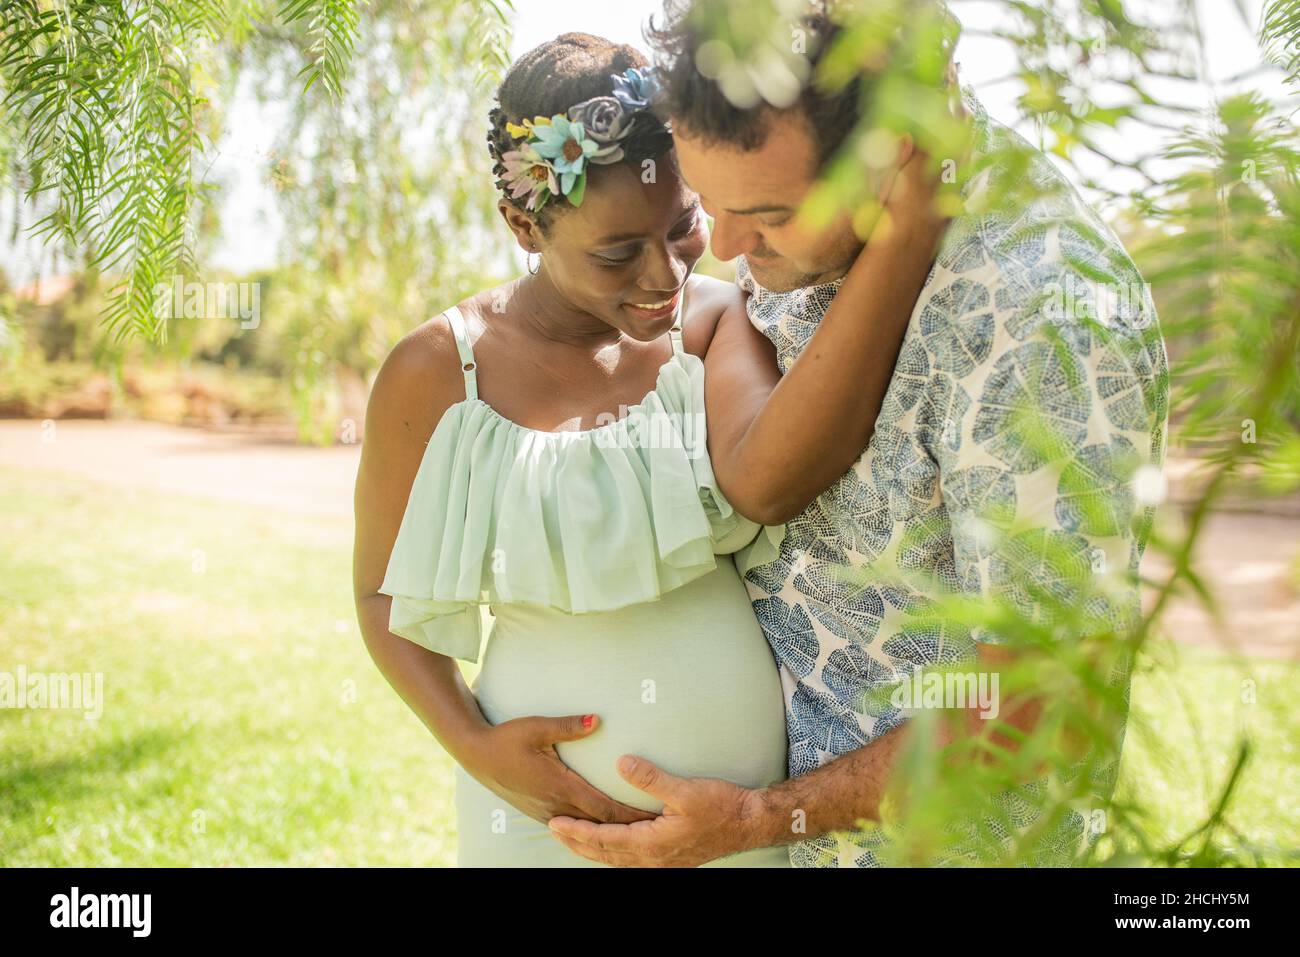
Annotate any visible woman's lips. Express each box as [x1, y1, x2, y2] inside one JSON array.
[[623, 288, 682, 321]]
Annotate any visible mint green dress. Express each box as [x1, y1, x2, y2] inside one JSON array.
[[379, 306, 790, 867]]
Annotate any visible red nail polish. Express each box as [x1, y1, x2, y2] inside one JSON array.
[[582, 714, 595, 730]]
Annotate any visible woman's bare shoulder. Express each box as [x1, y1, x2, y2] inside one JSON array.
[[365, 305, 477, 447], [681, 273, 747, 358]]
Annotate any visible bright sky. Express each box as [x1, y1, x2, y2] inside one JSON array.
[[0, 0, 1282, 285]]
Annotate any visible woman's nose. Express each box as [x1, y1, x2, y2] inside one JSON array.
[[640, 242, 689, 293]]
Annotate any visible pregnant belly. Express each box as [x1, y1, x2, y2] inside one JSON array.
[[472, 558, 788, 813]]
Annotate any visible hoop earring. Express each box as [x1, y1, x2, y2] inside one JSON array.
[[526, 247, 541, 276]]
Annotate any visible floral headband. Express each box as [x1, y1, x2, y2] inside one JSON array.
[[498, 67, 667, 213]]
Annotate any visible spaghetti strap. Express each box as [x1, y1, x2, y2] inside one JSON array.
[[444, 305, 478, 401], [668, 303, 685, 357]]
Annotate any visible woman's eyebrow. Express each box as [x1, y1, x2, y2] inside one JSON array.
[[593, 231, 646, 244], [593, 206, 701, 245]]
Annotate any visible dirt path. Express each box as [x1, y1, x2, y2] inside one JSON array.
[[0, 419, 359, 518], [1143, 511, 1300, 661], [2, 419, 1296, 660]]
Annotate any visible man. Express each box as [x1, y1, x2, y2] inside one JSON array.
[[549, 0, 1168, 867]]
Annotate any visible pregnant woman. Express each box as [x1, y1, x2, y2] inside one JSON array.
[[352, 33, 944, 866]]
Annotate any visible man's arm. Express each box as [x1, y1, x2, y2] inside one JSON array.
[[738, 642, 1047, 849], [703, 152, 948, 525], [748, 642, 1040, 842]]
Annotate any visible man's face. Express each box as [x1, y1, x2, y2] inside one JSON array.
[[672, 110, 864, 292]]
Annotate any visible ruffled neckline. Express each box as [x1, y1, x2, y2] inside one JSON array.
[[441, 347, 689, 441]]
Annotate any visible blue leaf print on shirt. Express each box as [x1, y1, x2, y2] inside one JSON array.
[[827, 467, 894, 562], [871, 425, 940, 520], [945, 465, 1018, 565], [988, 528, 1094, 626], [1096, 345, 1158, 432], [795, 559, 886, 645], [915, 371, 972, 454], [881, 616, 976, 673], [920, 278, 996, 377], [881, 337, 932, 421], [1055, 435, 1139, 536], [752, 595, 819, 677], [789, 682, 870, 755], [972, 340, 1091, 472]]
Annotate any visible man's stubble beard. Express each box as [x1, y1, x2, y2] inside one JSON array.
[[744, 237, 863, 293]]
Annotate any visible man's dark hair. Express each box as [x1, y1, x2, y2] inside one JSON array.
[[487, 33, 673, 229], [647, 1, 956, 171], [646, 2, 866, 170]]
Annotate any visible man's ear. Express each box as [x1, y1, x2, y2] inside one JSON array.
[[498, 200, 542, 252]]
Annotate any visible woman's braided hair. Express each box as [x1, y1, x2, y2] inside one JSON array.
[[486, 33, 674, 231]]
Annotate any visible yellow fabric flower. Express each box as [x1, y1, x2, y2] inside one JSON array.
[[505, 115, 553, 139]]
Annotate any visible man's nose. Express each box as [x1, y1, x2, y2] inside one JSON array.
[[709, 211, 759, 262]]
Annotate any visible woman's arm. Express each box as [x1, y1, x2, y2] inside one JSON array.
[[703, 151, 950, 524], [353, 315, 654, 826]]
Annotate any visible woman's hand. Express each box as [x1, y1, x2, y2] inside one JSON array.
[[457, 713, 659, 826]]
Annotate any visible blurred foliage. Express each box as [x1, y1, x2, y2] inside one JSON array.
[[2, 0, 514, 442], [0, 0, 516, 342], [236, 0, 514, 442]]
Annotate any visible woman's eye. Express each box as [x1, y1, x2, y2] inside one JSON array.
[[594, 247, 638, 266]]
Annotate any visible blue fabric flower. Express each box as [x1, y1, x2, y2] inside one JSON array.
[[611, 67, 657, 111]]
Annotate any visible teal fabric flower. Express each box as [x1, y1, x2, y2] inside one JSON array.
[[531, 115, 605, 198]]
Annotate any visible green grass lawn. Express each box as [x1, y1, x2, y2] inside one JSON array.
[[0, 469, 462, 866], [1111, 641, 1300, 864], [1, 468, 1296, 866]]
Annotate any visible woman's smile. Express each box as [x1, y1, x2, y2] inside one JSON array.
[[623, 286, 683, 321]]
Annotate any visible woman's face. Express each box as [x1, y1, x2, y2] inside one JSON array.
[[505, 150, 710, 341]]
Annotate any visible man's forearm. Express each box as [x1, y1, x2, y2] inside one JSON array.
[[739, 644, 1053, 851], [742, 719, 912, 849]]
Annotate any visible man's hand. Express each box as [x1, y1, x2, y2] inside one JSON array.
[[547, 756, 770, 867]]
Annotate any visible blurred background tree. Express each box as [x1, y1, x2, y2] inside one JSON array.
[[1, 0, 513, 441]]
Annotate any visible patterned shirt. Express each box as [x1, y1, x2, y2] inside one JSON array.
[[737, 89, 1169, 868]]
